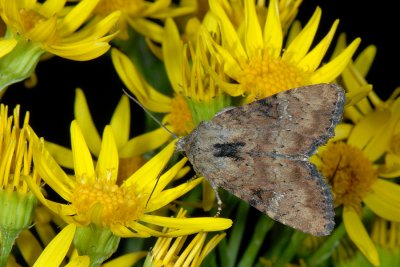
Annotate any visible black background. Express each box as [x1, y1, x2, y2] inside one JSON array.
[[2, 0, 397, 146]]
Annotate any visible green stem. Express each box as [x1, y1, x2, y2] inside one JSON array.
[[237, 215, 274, 267], [274, 231, 307, 267], [306, 222, 346, 266], [219, 200, 249, 267]]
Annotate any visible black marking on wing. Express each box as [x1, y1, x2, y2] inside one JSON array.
[[213, 142, 246, 161]]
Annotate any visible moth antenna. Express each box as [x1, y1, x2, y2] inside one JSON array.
[[145, 172, 162, 209], [122, 88, 179, 140], [330, 155, 342, 181]]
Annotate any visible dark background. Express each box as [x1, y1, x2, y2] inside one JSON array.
[[2, 0, 397, 147]]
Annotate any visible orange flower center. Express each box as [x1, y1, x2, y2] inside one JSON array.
[[72, 178, 145, 227], [318, 142, 376, 212], [167, 95, 194, 136], [236, 49, 311, 99]]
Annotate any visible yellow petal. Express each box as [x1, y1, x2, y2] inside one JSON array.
[[33, 224, 76, 267], [363, 100, 400, 161], [74, 88, 101, 156], [140, 215, 232, 232], [102, 252, 147, 267], [129, 221, 166, 236], [347, 109, 390, 160], [111, 48, 172, 112], [60, 11, 120, 44], [345, 84, 372, 107], [24, 173, 76, 217], [379, 154, 400, 178], [146, 177, 202, 212], [196, 233, 226, 264], [354, 45, 376, 77], [87, 11, 121, 39], [343, 206, 380, 266], [44, 141, 74, 169], [141, 0, 170, 15], [96, 126, 119, 184], [110, 224, 151, 238], [209, 0, 247, 60], [65, 256, 90, 267], [364, 179, 400, 222], [344, 105, 364, 124], [119, 127, 171, 158], [263, 0, 282, 58], [46, 42, 111, 61], [58, 0, 100, 36], [206, 37, 243, 83], [311, 38, 361, 83], [244, 0, 263, 57], [38, 0, 66, 17], [16, 230, 43, 266], [123, 141, 176, 191], [299, 20, 339, 72], [127, 17, 164, 43], [163, 18, 184, 94], [110, 95, 130, 148], [333, 123, 353, 141], [31, 140, 74, 200], [0, 39, 17, 57], [152, 158, 189, 196], [26, 17, 57, 42], [71, 121, 95, 179], [283, 7, 321, 64], [329, 33, 347, 60]]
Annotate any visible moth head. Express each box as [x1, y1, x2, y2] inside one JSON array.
[[175, 137, 187, 156]]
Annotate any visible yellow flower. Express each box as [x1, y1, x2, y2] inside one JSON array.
[[112, 16, 227, 136], [163, 17, 232, 122], [0, 104, 40, 266], [92, 0, 195, 41], [332, 35, 376, 121], [26, 121, 232, 238], [333, 37, 400, 180], [313, 102, 400, 266], [0, 0, 120, 92], [203, 0, 360, 100], [45, 88, 172, 181], [112, 47, 194, 136], [0, 0, 120, 60], [371, 218, 400, 265], [145, 209, 226, 267]]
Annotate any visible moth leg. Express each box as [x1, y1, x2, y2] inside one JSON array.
[[206, 178, 222, 217]]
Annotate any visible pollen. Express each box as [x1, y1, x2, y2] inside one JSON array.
[[319, 142, 377, 212], [236, 50, 311, 99], [168, 94, 194, 136], [72, 178, 145, 227]]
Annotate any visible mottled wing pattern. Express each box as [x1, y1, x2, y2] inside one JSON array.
[[178, 84, 345, 236]]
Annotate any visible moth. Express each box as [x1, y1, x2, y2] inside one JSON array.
[[175, 84, 344, 236]]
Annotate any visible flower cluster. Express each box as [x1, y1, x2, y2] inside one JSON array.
[[0, 0, 398, 266]]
